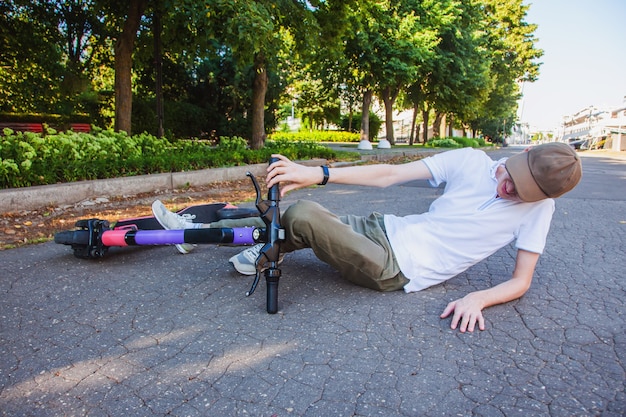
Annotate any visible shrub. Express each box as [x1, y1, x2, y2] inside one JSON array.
[[0, 128, 344, 189], [451, 136, 479, 148], [426, 138, 461, 148], [340, 112, 382, 140], [268, 131, 360, 143], [425, 136, 491, 149]]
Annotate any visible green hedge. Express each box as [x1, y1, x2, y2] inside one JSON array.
[[426, 136, 489, 148], [269, 131, 360, 143], [0, 128, 342, 189]]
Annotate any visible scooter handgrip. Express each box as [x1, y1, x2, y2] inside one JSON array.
[[266, 280, 278, 314]]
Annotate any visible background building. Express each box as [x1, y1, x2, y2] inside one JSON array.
[[558, 96, 626, 151]]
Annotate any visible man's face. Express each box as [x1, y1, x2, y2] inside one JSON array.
[[495, 165, 523, 202]]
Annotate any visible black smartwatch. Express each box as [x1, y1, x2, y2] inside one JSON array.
[[318, 165, 329, 185]]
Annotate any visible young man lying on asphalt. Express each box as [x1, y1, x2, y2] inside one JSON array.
[[152, 142, 582, 333]]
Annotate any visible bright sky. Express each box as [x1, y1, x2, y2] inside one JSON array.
[[519, 0, 626, 131]]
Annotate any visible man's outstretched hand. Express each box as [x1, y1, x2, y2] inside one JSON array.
[[440, 293, 486, 333]]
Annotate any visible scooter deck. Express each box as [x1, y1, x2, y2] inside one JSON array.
[[113, 202, 257, 231]]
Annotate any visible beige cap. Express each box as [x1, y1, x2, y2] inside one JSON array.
[[505, 142, 582, 202]]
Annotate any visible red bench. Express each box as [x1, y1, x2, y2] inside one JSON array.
[[0, 122, 91, 134], [0, 122, 44, 134], [70, 123, 91, 133]]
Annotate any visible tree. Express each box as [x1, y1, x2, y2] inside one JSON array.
[[403, 0, 461, 143], [426, 0, 491, 135], [376, 1, 440, 144], [1, 0, 544, 144], [108, 0, 148, 134], [294, 77, 341, 130], [402, 0, 541, 142], [312, 1, 381, 144], [307, 1, 363, 133], [467, 0, 543, 137], [0, 1, 65, 113], [208, 0, 317, 149], [55, 1, 105, 105]]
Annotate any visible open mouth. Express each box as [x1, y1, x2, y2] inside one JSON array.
[[499, 181, 517, 199]]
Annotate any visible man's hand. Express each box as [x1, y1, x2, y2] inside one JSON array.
[[440, 293, 486, 333], [266, 154, 323, 196], [440, 249, 540, 333]]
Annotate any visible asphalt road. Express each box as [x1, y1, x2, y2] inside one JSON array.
[[1, 148, 625, 416]]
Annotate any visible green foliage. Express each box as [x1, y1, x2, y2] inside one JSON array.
[[340, 112, 382, 140], [466, 0, 542, 135], [293, 77, 342, 129], [216, 136, 249, 152], [426, 138, 461, 148], [132, 98, 208, 139], [1, 0, 542, 144], [451, 137, 479, 148], [0, 128, 340, 189], [133, 43, 256, 139], [268, 131, 360, 143], [425, 136, 490, 149]]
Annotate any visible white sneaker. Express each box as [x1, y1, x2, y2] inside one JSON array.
[[151, 200, 196, 254], [229, 243, 284, 275]]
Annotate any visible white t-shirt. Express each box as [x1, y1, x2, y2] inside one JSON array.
[[383, 147, 555, 293]]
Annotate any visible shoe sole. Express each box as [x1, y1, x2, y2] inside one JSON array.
[[229, 257, 257, 275], [228, 253, 284, 276], [175, 244, 194, 254]]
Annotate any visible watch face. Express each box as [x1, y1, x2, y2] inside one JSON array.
[[253, 228, 261, 241]]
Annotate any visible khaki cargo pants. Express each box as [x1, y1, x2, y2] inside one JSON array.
[[213, 200, 408, 292]]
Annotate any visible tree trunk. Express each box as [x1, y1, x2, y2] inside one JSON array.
[[409, 103, 417, 146], [447, 114, 453, 137], [347, 95, 355, 131], [381, 87, 398, 145], [154, 7, 164, 138], [433, 112, 443, 138], [250, 52, 268, 150], [114, 0, 147, 134], [421, 109, 429, 144], [360, 90, 372, 141]]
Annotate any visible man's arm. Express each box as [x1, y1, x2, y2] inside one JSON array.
[[266, 154, 433, 196], [440, 249, 540, 333]]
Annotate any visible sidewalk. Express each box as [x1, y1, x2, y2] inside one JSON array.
[[0, 148, 624, 416]]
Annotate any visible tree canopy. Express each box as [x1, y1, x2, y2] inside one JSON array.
[[0, 0, 542, 144]]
